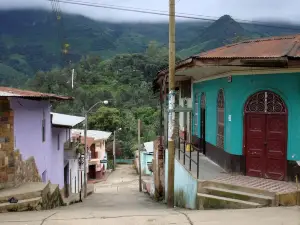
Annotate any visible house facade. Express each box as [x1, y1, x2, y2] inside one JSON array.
[[51, 112, 85, 196], [72, 129, 111, 181], [155, 34, 300, 182], [0, 87, 74, 190]]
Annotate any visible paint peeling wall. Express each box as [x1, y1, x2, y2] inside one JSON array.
[[164, 149, 197, 209], [174, 159, 197, 209]]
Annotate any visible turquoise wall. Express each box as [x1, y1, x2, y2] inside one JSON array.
[[174, 159, 198, 209], [164, 149, 198, 209], [193, 72, 300, 161], [141, 153, 153, 175]]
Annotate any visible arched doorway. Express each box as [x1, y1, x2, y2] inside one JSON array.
[[244, 91, 288, 181]]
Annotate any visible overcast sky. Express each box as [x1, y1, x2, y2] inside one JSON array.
[[1, 0, 299, 23]]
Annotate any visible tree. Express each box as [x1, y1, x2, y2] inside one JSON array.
[[88, 106, 122, 132]]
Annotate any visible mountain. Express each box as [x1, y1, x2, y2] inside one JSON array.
[[1, 9, 300, 85]]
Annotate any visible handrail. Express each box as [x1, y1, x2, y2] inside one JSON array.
[[177, 136, 202, 179]]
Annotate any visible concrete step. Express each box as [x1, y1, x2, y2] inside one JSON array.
[[0, 197, 42, 213], [197, 193, 262, 210], [201, 186, 274, 206], [198, 180, 275, 198], [0, 182, 49, 204]]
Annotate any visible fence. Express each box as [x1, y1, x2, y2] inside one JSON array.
[[115, 159, 134, 164]]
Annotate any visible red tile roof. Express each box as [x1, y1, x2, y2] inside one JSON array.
[[197, 34, 300, 59], [0, 87, 73, 100]]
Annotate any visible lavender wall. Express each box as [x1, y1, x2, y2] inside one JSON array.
[[51, 127, 69, 188], [10, 98, 67, 188]]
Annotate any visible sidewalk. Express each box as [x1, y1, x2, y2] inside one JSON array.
[[62, 183, 94, 205]]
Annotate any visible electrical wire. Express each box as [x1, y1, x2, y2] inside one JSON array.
[[55, 0, 300, 32]]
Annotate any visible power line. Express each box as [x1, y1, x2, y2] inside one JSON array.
[[55, 0, 300, 32]]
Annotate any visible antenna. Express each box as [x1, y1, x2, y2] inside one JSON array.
[[71, 68, 75, 89]]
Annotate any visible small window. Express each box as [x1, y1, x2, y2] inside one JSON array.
[[180, 80, 191, 98], [217, 89, 225, 149], [57, 134, 60, 150], [42, 110, 46, 142]]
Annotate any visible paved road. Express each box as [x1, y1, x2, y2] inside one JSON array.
[[0, 164, 299, 225]]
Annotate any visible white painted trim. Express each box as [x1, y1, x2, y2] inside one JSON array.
[[192, 68, 300, 84]]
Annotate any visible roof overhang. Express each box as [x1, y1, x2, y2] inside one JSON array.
[[51, 112, 85, 127], [155, 56, 300, 90]]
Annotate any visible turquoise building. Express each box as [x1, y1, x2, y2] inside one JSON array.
[[155, 34, 300, 181]]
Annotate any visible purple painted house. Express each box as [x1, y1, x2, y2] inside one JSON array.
[[0, 87, 84, 191]]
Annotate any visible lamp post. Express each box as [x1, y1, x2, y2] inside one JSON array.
[[83, 100, 108, 198], [113, 128, 122, 171]]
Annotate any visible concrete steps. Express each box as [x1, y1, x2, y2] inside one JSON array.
[[0, 197, 42, 212], [197, 193, 262, 209], [0, 182, 64, 212], [0, 182, 49, 204], [197, 181, 276, 210]]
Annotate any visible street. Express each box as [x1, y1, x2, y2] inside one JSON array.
[[0, 164, 299, 225]]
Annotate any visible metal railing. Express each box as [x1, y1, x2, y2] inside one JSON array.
[[176, 133, 201, 179]]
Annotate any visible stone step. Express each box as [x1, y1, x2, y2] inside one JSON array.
[[0, 197, 42, 213], [197, 193, 262, 210], [201, 186, 274, 206], [0, 182, 49, 204], [198, 180, 275, 198]]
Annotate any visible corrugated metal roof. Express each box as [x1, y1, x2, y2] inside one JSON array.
[[197, 35, 300, 59], [72, 129, 112, 141], [144, 141, 154, 154], [0, 87, 73, 100], [51, 112, 85, 127]]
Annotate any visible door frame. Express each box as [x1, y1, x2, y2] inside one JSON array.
[[242, 90, 288, 180]]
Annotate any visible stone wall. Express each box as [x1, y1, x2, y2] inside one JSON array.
[[0, 97, 15, 189], [14, 152, 41, 186], [0, 97, 41, 190]]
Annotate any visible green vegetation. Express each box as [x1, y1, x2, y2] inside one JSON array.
[[1, 10, 300, 157]]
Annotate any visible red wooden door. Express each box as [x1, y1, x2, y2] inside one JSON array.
[[265, 115, 287, 180], [245, 114, 266, 178], [245, 114, 287, 180]]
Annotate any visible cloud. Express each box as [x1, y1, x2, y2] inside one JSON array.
[[0, 0, 299, 23]]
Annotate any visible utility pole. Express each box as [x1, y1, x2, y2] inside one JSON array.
[[83, 112, 88, 198], [138, 119, 142, 192], [167, 0, 176, 208], [113, 130, 116, 171]]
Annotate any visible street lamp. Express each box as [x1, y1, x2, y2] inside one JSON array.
[[83, 100, 108, 198], [113, 128, 122, 171]]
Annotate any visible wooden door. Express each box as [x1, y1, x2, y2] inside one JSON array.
[[245, 113, 287, 180], [244, 91, 288, 181], [245, 114, 266, 178], [265, 115, 287, 180]]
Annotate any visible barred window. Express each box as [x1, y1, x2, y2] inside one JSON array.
[[216, 89, 224, 148]]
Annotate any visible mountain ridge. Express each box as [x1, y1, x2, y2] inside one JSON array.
[[1, 9, 300, 87]]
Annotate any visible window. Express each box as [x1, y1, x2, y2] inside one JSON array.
[[180, 80, 191, 98], [42, 110, 46, 142], [193, 94, 199, 136], [57, 134, 60, 150], [217, 89, 225, 149]]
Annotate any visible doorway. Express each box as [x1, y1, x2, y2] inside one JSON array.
[[64, 163, 69, 198], [244, 91, 288, 181]]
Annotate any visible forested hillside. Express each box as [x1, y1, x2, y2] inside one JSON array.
[[1, 9, 300, 157]]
